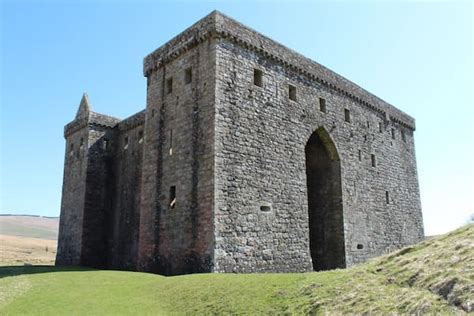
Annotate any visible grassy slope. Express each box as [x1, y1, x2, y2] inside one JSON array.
[[0, 224, 472, 315]]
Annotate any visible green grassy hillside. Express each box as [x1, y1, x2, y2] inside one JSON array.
[[0, 224, 472, 315]]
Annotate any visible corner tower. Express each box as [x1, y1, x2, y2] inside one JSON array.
[[56, 94, 120, 268], [137, 12, 218, 275]]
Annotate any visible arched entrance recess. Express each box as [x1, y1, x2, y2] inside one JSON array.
[[305, 127, 345, 271]]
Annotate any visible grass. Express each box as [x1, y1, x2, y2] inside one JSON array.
[[0, 224, 472, 315]]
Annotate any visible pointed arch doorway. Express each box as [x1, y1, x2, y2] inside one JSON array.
[[305, 127, 345, 271]]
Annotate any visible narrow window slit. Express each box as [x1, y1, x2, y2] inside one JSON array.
[[185, 67, 192, 84], [124, 136, 129, 150], [253, 69, 263, 87], [288, 84, 297, 101], [319, 97, 326, 113], [169, 186, 176, 209], [344, 109, 351, 123], [169, 129, 173, 155], [166, 78, 173, 94]]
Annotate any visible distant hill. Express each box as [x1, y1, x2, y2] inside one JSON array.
[[0, 224, 472, 314], [0, 215, 59, 240]]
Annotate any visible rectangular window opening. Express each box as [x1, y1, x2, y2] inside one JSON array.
[[166, 78, 173, 94], [358, 150, 362, 161], [379, 122, 383, 133], [253, 68, 263, 87], [169, 186, 176, 209], [138, 130, 144, 144], [385, 191, 390, 204], [371, 154, 376, 167], [103, 139, 109, 150], [344, 109, 351, 123], [185, 67, 192, 84], [319, 97, 326, 113], [69, 143, 74, 156], [289, 84, 297, 101], [401, 130, 406, 142], [391, 128, 396, 140]]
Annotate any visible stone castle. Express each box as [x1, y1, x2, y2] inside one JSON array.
[[56, 11, 424, 275]]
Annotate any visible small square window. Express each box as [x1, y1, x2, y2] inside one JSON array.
[[371, 154, 376, 167], [185, 68, 192, 84], [166, 78, 173, 94], [319, 98, 326, 113], [288, 84, 297, 101], [344, 109, 351, 123], [253, 69, 263, 87]]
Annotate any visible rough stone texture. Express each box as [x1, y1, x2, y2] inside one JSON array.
[[56, 11, 424, 275]]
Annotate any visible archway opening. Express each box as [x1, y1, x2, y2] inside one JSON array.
[[305, 128, 345, 271]]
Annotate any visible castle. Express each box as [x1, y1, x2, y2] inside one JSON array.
[[56, 11, 424, 275]]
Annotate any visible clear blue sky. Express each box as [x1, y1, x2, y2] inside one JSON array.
[[1, 1, 472, 235]]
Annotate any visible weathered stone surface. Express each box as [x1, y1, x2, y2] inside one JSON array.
[[56, 11, 424, 275]]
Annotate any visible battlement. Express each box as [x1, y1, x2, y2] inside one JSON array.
[[144, 10, 415, 130]]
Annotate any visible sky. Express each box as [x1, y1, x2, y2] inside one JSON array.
[[1, 0, 472, 236]]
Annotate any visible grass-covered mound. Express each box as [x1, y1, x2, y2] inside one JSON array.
[[1, 224, 472, 315]]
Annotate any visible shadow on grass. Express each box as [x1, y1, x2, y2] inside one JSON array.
[[0, 265, 93, 279]]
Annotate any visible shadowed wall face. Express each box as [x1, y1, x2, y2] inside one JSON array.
[[305, 130, 345, 271]]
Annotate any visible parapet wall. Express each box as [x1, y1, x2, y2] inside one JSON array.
[[144, 11, 415, 131]]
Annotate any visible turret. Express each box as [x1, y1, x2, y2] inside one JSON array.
[[56, 94, 120, 268]]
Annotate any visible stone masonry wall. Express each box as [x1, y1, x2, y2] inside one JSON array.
[[213, 21, 424, 271], [80, 120, 117, 268], [137, 37, 216, 275], [56, 126, 89, 265], [108, 111, 145, 270]]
